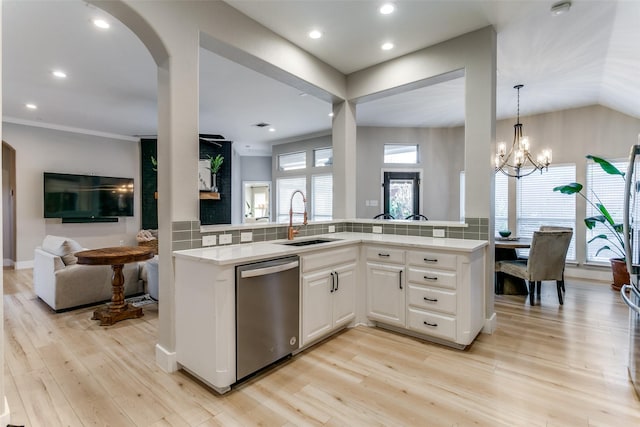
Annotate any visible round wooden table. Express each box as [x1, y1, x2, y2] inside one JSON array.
[[76, 246, 154, 326]]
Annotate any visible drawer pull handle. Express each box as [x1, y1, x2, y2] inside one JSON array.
[[378, 253, 390, 257], [399, 270, 403, 290], [423, 321, 438, 327], [330, 272, 335, 293], [335, 271, 339, 291], [424, 258, 438, 263], [423, 297, 438, 302], [424, 275, 438, 281]]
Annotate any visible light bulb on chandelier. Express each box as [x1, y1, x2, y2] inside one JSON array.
[[495, 84, 552, 179]]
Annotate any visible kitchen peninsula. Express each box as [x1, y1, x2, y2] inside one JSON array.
[[173, 232, 487, 394]]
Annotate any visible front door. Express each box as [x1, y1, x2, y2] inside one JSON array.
[[383, 171, 420, 220]]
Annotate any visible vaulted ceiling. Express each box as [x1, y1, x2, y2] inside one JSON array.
[[3, 1, 639, 155]]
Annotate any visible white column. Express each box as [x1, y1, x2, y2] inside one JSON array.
[[332, 101, 357, 219]]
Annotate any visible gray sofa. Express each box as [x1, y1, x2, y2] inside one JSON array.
[[33, 235, 142, 312]]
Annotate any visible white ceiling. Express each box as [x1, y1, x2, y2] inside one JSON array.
[[3, 0, 640, 156]]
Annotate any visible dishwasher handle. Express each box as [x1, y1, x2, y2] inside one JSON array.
[[240, 260, 299, 278]]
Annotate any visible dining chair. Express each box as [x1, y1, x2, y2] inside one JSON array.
[[373, 213, 395, 219], [495, 230, 573, 305], [405, 214, 428, 221]]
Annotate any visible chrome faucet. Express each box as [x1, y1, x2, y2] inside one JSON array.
[[287, 190, 308, 240]]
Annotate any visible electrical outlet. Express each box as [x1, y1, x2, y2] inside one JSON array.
[[370, 200, 379, 207], [328, 225, 335, 233], [433, 229, 445, 238], [202, 235, 217, 246], [241, 232, 253, 242], [372, 226, 382, 234], [219, 234, 232, 245]]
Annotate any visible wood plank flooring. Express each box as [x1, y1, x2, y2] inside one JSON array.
[[3, 268, 639, 426]]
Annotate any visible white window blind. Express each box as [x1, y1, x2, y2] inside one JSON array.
[[516, 164, 576, 260], [384, 144, 418, 164], [276, 177, 306, 223], [312, 174, 333, 221], [314, 148, 333, 167], [278, 151, 306, 171], [495, 172, 509, 236], [586, 159, 626, 262]]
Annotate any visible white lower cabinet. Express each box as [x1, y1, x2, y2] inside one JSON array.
[[301, 247, 357, 347], [366, 245, 485, 348], [366, 262, 405, 327]]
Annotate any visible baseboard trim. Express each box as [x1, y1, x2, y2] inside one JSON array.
[[3, 259, 14, 267], [482, 312, 497, 334], [155, 343, 178, 373], [16, 260, 34, 270], [0, 396, 11, 426]]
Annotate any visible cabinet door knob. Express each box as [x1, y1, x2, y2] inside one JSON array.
[[423, 297, 438, 302], [423, 321, 438, 327]]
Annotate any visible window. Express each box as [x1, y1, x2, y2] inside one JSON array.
[[495, 172, 509, 236], [516, 164, 576, 260], [586, 158, 626, 262], [384, 144, 418, 164], [314, 148, 333, 167], [312, 174, 333, 221], [383, 171, 420, 219], [278, 151, 306, 171], [276, 177, 306, 223]]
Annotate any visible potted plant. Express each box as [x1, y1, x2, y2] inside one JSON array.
[[207, 154, 224, 192], [553, 155, 629, 291]]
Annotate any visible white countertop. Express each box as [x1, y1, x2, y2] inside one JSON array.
[[173, 232, 488, 266]]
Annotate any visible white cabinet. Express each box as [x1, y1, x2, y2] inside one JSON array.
[[301, 246, 357, 347], [366, 246, 406, 328], [365, 245, 485, 348]]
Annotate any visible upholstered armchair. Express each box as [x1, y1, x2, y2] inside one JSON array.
[[495, 230, 573, 306]]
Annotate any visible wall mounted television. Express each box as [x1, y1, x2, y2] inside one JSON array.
[[44, 172, 134, 222]]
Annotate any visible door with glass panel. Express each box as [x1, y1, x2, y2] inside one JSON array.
[[383, 172, 420, 220]]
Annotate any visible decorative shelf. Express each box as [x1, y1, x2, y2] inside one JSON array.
[[200, 192, 220, 200]]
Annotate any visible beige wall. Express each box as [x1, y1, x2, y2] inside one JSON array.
[[2, 123, 140, 267], [498, 104, 640, 267]]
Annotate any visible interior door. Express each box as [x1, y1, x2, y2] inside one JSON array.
[[383, 172, 420, 220]]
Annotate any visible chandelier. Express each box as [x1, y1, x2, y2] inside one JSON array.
[[495, 84, 552, 179]]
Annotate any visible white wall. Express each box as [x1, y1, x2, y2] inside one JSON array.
[[356, 126, 464, 220], [2, 122, 140, 267]]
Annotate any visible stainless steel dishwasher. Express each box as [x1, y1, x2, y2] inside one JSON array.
[[236, 255, 300, 381]]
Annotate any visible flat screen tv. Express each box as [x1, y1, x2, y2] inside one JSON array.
[[44, 172, 134, 221]]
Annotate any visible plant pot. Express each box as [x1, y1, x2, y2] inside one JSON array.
[[610, 258, 630, 292]]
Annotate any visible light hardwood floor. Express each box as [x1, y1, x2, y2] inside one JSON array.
[[3, 268, 640, 426]]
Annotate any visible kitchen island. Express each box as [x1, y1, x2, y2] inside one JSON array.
[[173, 232, 488, 393]]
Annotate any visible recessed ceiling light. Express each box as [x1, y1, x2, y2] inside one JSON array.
[[308, 30, 322, 39], [381, 42, 394, 51], [379, 3, 395, 15], [52, 70, 67, 79], [268, 128, 276, 132], [550, 1, 571, 16], [25, 103, 37, 110], [93, 18, 110, 29]]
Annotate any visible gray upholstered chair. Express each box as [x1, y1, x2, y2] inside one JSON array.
[[495, 230, 573, 305]]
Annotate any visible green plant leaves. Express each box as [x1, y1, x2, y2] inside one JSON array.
[[586, 155, 625, 177], [553, 182, 583, 194]]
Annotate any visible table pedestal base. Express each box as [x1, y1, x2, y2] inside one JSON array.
[[92, 304, 143, 326]]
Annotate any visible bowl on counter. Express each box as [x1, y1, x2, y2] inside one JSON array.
[[498, 230, 512, 238]]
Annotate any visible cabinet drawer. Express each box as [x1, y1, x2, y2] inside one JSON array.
[[407, 267, 457, 290], [407, 250, 457, 270], [366, 246, 405, 264], [407, 284, 456, 315], [407, 307, 456, 341], [302, 246, 358, 272]]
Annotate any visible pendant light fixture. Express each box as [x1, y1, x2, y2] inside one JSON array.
[[495, 84, 552, 179]]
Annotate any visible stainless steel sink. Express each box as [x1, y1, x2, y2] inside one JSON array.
[[280, 238, 340, 247]]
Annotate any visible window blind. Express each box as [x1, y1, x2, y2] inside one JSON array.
[[586, 159, 626, 262], [312, 174, 333, 221], [276, 176, 306, 223], [495, 172, 509, 236], [516, 164, 576, 260], [278, 151, 306, 171]]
